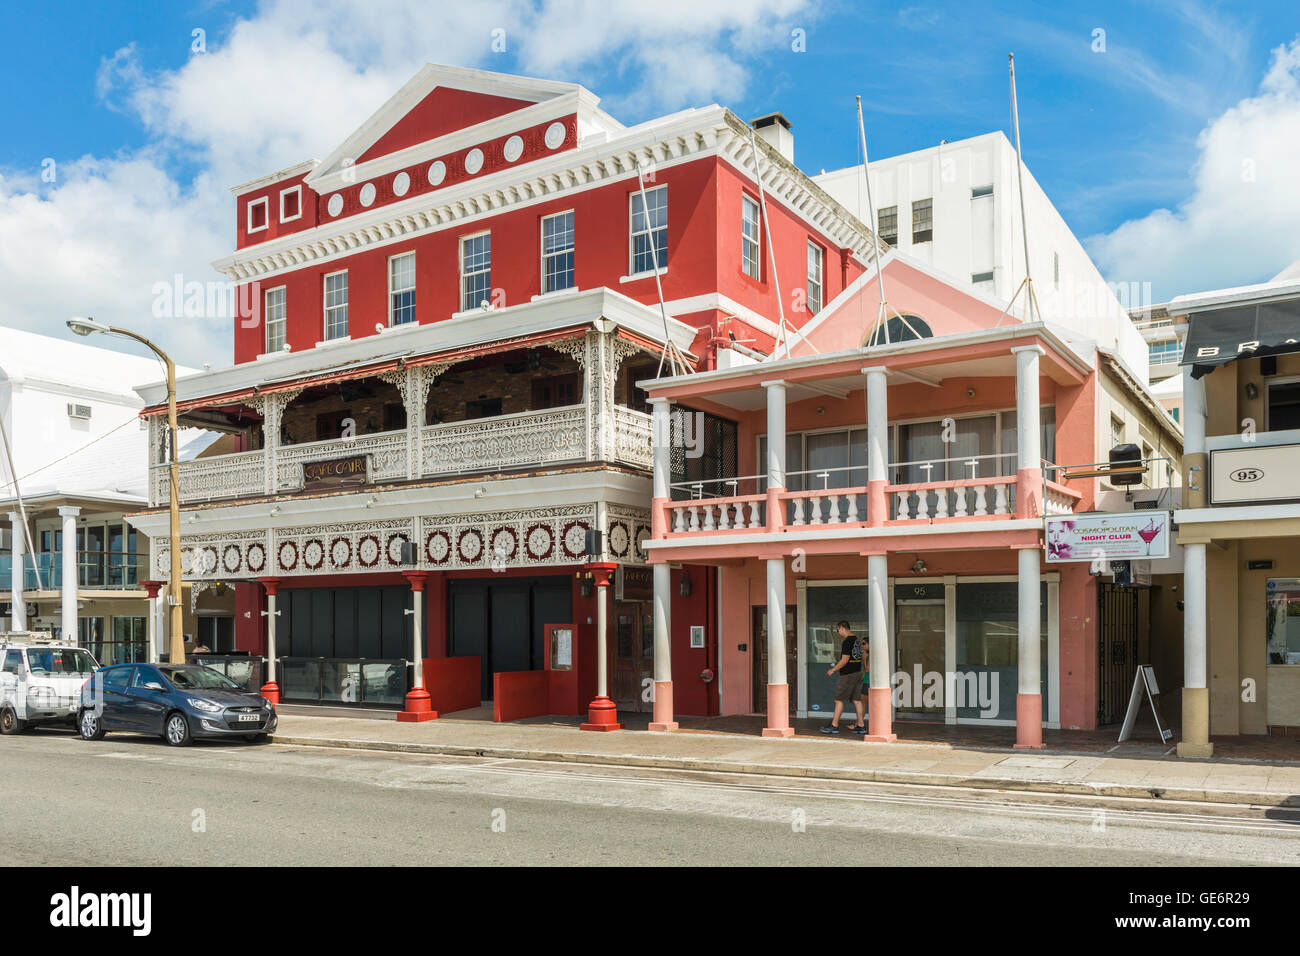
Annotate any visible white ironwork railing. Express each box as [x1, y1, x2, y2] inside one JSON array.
[[421, 405, 587, 475], [151, 449, 265, 504]]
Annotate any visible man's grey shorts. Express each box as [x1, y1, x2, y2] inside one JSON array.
[[834, 672, 864, 703]]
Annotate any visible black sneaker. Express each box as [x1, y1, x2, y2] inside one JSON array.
[[819, 724, 840, 735], [850, 724, 868, 735]]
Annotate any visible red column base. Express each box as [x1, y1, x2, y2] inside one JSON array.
[[762, 683, 795, 737], [648, 680, 678, 731], [863, 686, 897, 742], [1014, 692, 1044, 748], [581, 696, 622, 731], [396, 688, 439, 723], [260, 682, 280, 705]]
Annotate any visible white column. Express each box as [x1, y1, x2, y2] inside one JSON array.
[[8, 511, 24, 631], [766, 558, 787, 688], [764, 381, 787, 489], [867, 554, 889, 692], [595, 578, 609, 698], [146, 591, 158, 663], [650, 399, 672, 500], [1182, 366, 1206, 453], [864, 366, 889, 526], [58, 506, 80, 643], [1184, 543, 1207, 690], [1015, 545, 1043, 748], [1013, 347, 1043, 470]]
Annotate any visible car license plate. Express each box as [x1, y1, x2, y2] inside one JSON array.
[[236, 714, 260, 723]]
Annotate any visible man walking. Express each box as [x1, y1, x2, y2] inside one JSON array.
[[820, 620, 867, 735]]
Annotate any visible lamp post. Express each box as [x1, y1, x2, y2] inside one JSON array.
[[67, 317, 184, 666]]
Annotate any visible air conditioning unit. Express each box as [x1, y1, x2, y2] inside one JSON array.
[[67, 403, 92, 420]]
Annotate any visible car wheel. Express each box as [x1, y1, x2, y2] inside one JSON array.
[[78, 709, 105, 741], [164, 711, 192, 747], [0, 706, 25, 735]]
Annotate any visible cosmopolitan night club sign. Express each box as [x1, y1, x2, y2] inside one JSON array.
[[1043, 511, 1170, 563]]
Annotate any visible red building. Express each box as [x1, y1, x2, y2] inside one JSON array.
[[125, 64, 876, 720]]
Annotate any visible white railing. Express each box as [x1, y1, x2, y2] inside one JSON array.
[[152, 450, 266, 504], [891, 477, 1017, 519], [421, 405, 587, 476], [613, 405, 653, 469], [275, 431, 408, 492]]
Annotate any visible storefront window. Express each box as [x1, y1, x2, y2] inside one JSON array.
[[805, 585, 868, 715], [955, 582, 1046, 720], [1266, 579, 1300, 665]]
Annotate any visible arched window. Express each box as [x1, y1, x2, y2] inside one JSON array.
[[864, 313, 932, 346]]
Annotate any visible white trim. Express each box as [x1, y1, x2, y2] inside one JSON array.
[[662, 292, 781, 339], [230, 159, 318, 198], [322, 269, 349, 342], [459, 230, 492, 313], [1175, 502, 1300, 525], [246, 196, 269, 234], [629, 183, 668, 278], [540, 209, 575, 296], [741, 192, 761, 281], [263, 285, 287, 354], [279, 185, 303, 224], [644, 518, 1044, 551]]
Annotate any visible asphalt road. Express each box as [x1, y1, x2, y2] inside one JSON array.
[[3, 727, 1299, 866]]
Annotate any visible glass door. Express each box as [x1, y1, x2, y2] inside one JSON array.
[[894, 583, 946, 717]]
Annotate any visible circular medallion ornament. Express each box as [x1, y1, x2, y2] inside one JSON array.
[[490, 527, 518, 563], [463, 148, 484, 175], [278, 541, 299, 571], [427, 161, 446, 186], [303, 539, 325, 571], [179, 548, 195, 574], [457, 528, 484, 563], [561, 521, 588, 559], [544, 122, 567, 150], [386, 533, 410, 566], [503, 135, 524, 163], [223, 544, 241, 573], [358, 535, 381, 567], [392, 171, 410, 197], [426, 530, 451, 565], [608, 522, 630, 558], [327, 193, 343, 216], [525, 524, 554, 561], [156, 548, 169, 574], [247, 542, 266, 572], [201, 546, 219, 575], [358, 182, 376, 207], [330, 537, 352, 568], [635, 525, 650, 559]]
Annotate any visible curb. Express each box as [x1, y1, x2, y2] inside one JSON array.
[[269, 734, 1300, 809]]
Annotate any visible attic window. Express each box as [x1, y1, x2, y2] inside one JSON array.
[[869, 314, 933, 345], [247, 197, 269, 233], [280, 185, 302, 223]]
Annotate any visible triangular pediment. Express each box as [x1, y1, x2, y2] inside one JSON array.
[[308, 64, 588, 186], [789, 253, 1026, 356]]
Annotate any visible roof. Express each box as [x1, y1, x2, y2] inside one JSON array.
[[0, 326, 173, 401], [1168, 276, 1300, 314]]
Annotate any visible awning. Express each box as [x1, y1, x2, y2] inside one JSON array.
[[1181, 299, 1300, 378]]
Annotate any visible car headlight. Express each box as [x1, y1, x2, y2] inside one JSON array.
[[187, 698, 223, 713]]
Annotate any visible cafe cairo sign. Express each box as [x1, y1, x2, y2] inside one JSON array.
[[302, 454, 371, 492]]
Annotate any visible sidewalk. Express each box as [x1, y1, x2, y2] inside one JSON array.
[[271, 710, 1300, 809]]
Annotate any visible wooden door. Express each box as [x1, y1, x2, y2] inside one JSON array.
[[752, 605, 797, 715], [613, 602, 653, 712]]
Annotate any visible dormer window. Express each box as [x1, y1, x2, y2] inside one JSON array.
[[247, 197, 269, 233], [280, 185, 302, 223]]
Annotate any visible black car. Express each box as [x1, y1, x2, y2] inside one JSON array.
[[78, 663, 278, 746]]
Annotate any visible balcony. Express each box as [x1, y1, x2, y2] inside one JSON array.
[[661, 455, 1081, 536], [0, 552, 150, 590], [152, 404, 654, 506]]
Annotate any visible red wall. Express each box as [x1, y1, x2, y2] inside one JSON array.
[[233, 156, 861, 368], [424, 656, 482, 715]]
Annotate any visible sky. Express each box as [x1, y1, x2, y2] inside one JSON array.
[[1, 0, 1299, 368]]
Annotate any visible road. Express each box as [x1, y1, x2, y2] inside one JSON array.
[[2, 727, 1299, 866]]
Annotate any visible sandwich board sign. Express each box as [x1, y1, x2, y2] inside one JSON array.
[[1117, 665, 1174, 743]]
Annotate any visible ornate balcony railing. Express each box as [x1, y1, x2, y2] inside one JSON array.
[[421, 405, 587, 476], [276, 431, 408, 491], [151, 449, 266, 504], [612, 405, 653, 469]]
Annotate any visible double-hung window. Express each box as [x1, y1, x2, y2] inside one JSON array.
[[741, 195, 761, 279], [912, 198, 933, 243], [389, 252, 416, 326], [630, 185, 667, 275], [461, 234, 492, 311], [807, 241, 824, 315], [541, 212, 574, 293], [264, 287, 286, 353], [877, 205, 898, 246], [323, 271, 348, 340]]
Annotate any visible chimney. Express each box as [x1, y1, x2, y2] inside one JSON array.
[[751, 112, 793, 163]]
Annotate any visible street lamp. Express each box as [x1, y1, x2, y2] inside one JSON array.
[[67, 317, 184, 666]]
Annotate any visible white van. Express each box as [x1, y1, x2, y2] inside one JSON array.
[[0, 635, 100, 734]]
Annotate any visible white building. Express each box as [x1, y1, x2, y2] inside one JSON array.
[[813, 131, 1149, 381], [1, 326, 224, 661]]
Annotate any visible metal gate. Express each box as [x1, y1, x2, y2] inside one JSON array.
[[1097, 583, 1139, 725]]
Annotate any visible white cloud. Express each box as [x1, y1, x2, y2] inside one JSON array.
[[1, 0, 812, 367], [1087, 37, 1300, 300]]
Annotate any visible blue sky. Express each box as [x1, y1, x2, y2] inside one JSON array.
[[2, 0, 1299, 366]]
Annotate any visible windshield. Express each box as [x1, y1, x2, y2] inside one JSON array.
[[159, 666, 241, 690], [25, 648, 98, 675]]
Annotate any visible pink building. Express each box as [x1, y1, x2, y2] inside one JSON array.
[[641, 252, 1180, 745]]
